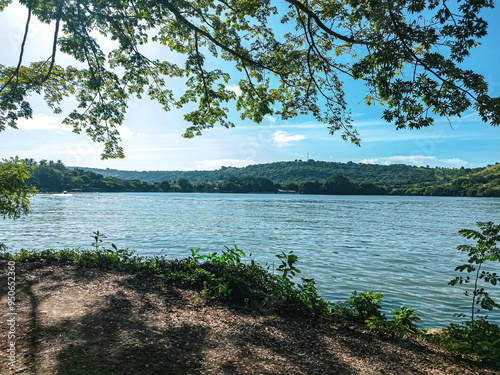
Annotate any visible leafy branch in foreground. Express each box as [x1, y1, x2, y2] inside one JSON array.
[[1, 0, 499, 157]]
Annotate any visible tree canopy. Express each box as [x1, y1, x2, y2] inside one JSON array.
[[1, 0, 499, 158], [0, 157, 37, 219]]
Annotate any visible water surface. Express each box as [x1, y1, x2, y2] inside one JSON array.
[[2, 193, 499, 327]]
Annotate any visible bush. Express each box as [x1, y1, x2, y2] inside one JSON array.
[[0, 245, 332, 318], [436, 318, 500, 366], [335, 291, 384, 321]]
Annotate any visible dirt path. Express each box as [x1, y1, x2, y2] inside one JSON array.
[[0, 261, 497, 375]]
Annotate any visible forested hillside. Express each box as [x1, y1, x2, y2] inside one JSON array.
[[16, 159, 500, 196], [74, 160, 485, 188], [402, 164, 500, 197]]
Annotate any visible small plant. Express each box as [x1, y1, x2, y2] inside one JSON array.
[[189, 248, 203, 264], [275, 251, 301, 280], [389, 306, 422, 335], [297, 277, 332, 315], [91, 231, 106, 250], [334, 291, 421, 337], [218, 245, 245, 267], [391, 306, 420, 328], [344, 290, 384, 320], [365, 306, 421, 337], [449, 221, 500, 321], [440, 222, 500, 366], [197, 245, 246, 267]]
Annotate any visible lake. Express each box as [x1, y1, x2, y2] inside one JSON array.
[[2, 192, 500, 327]]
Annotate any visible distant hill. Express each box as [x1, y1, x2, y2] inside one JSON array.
[[71, 167, 213, 185], [71, 160, 487, 188], [476, 163, 500, 178], [21, 159, 500, 196]]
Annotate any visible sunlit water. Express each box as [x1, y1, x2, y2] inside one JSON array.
[[2, 192, 499, 327]]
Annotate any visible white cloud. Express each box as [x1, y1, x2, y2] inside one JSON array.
[[441, 158, 473, 168], [119, 126, 134, 140], [15, 114, 70, 132], [272, 131, 307, 148], [225, 84, 242, 96], [195, 159, 257, 170], [359, 155, 471, 168], [126, 147, 194, 153], [14, 115, 138, 141], [264, 115, 276, 123]]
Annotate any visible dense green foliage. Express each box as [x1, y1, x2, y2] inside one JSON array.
[[25, 159, 158, 193], [0, 244, 421, 331], [0, 245, 331, 317], [24, 159, 279, 193], [76, 160, 486, 187], [22, 159, 391, 194], [24, 158, 500, 196], [1, 0, 499, 158], [401, 164, 500, 197], [435, 317, 500, 365], [0, 157, 37, 219]]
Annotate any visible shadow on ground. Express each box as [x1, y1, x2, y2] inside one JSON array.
[[0, 262, 491, 375]]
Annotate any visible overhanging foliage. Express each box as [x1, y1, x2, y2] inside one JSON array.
[[0, 0, 499, 158]]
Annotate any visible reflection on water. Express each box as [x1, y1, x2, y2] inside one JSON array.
[[2, 192, 500, 327]]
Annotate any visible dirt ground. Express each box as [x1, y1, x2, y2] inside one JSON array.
[[0, 261, 498, 375]]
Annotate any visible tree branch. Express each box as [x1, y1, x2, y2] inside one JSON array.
[[0, 7, 31, 93], [194, 32, 211, 109], [284, 0, 368, 45], [387, 1, 477, 103], [157, 0, 274, 73], [42, 17, 61, 83]]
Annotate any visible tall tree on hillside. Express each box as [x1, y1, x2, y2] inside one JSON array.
[[0, 0, 498, 159]]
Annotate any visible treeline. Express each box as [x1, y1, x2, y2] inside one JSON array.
[[168, 175, 387, 195], [24, 159, 157, 193], [22, 159, 500, 197], [395, 164, 500, 197], [22, 159, 279, 193], [74, 159, 486, 188], [23, 159, 388, 195]]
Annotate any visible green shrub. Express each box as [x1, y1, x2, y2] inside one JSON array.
[[344, 290, 384, 320], [437, 318, 500, 366], [366, 306, 422, 337]]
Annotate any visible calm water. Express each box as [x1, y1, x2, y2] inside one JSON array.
[[2, 193, 500, 327]]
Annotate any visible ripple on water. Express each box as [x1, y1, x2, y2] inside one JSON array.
[[2, 193, 500, 327]]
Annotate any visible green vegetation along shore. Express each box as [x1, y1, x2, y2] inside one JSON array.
[[2, 228, 499, 370], [17, 158, 500, 197]]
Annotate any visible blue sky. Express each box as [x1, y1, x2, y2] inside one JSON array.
[[1, 2, 499, 171]]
